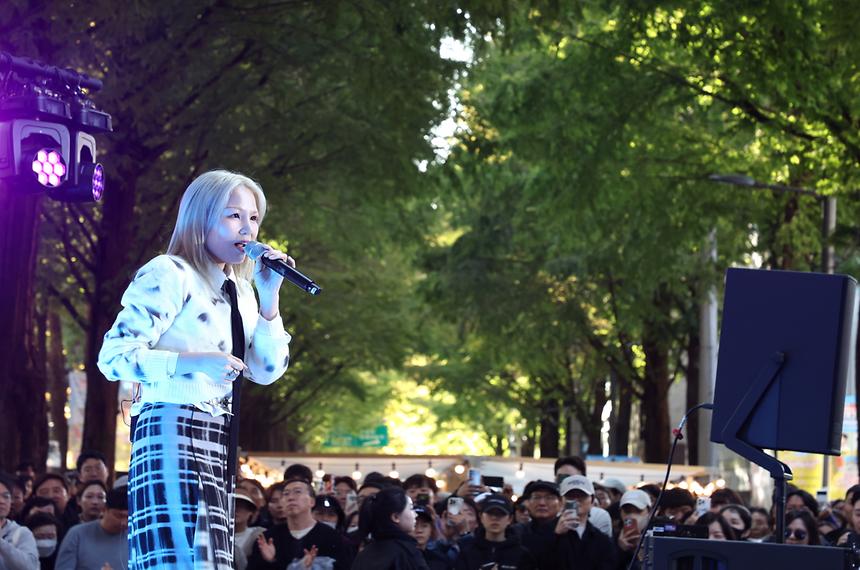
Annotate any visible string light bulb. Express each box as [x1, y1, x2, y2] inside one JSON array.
[[515, 463, 525, 479], [425, 461, 437, 478], [389, 462, 399, 479], [352, 463, 362, 481], [454, 464, 465, 475], [315, 462, 325, 479]]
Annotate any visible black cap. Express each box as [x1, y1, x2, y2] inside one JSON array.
[[314, 495, 338, 512], [523, 480, 560, 500], [106, 485, 128, 510], [480, 494, 513, 515], [414, 505, 434, 521]]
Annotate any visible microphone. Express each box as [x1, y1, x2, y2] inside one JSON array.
[[243, 241, 322, 296]]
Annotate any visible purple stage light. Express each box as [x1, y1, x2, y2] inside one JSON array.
[[91, 163, 104, 201], [31, 147, 66, 187]]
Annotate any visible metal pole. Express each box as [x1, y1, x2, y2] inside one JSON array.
[[819, 196, 837, 502], [699, 229, 719, 472]]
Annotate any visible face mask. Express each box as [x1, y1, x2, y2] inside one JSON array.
[[36, 539, 57, 558], [320, 521, 337, 530]]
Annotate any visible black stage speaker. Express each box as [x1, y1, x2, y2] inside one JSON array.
[[710, 268, 857, 454], [646, 536, 851, 569]]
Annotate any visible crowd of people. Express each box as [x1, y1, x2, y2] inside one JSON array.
[[3, 452, 860, 569]]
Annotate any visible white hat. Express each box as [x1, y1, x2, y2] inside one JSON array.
[[620, 489, 652, 511], [559, 475, 595, 497], [597, 478, 627, 495]]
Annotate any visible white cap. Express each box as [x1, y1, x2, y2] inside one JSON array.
[[560, 475, 595, 496], [620, 489, 652, 511]]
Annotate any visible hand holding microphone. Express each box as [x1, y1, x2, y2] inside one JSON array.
[[243, 241, 322, 295]]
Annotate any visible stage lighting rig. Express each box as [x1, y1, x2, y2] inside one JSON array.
[[0, 51, 112, 202]]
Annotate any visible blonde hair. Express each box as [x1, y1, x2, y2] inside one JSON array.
[[166, 170, 267, 292]]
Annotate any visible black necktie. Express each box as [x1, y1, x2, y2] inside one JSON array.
[[222, 279, 245, 494]]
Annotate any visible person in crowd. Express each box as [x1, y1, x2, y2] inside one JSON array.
[[16, 476, 33, 501], [553, 462, 611, 537], [454, 495, 533, 570], [333, 477, 359, 516], [719, 504, 751, 540], [659, 488, 695, 522], [843, 484, 860, 531], [513, 480, 561, 565], [748, 507, 771, 541], [8, 479, 27, 523], [54, 485, 128, 570], [248, 478, 350, 570], [709, 488, 744, 512], [561, 475, 612, 538], [440, 497, 479, 549], [817, 510, 846, 545], [636, 484, 661, 508], [411, 505, 448, 570], [547, 476, 615, 570], [283, 464, 313, 484], [312, 495, 346, 533], [75, 451, 110, 487], [784, 509, 819, 546], [32, 475, 77, 532], [238, 478, 270, 528], [597, 479, 627, 507], [514, 498, 530, 526], [615, 489, 652, 570], [786, 489, 819, 517], [593, 484, 613, 510], [0, 472, 39, 570], [14, 465, 36, 482], [694, 512, 736, 540], [404, 476, 437, 509], [234, 489, 265, 570], [554, 457, 587, 481], [356, 481, 383, 510], [98, 170, 293, 569], [266, 482, 289, 527], [350, 486, 426, 569], [75, 481, 107, 524], [24, 512, 62, 570], [18, 499, 57, 527]]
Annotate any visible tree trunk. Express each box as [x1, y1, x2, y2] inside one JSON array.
[[0, 185, 46, 471], [642, 329, 671, 463], [686, 327, 701, 465], [539, 397, 560, 458], [609, 372, 631, 457], [641, 285, 672, 463], [47, 309, 70, 471], [586, 379, 607, 456], [82, 172, 138, 470]]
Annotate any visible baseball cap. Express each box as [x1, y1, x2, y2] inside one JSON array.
[[523, 480, 560, 499], [598, 478, 627, 495], [480, 494, 513, 515], [414, 505, 434, 521], [620, 489, 652, 511], [235, 489, 257, 510], [560, 475, 595, 497]]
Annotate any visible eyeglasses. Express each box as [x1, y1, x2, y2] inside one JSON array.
[[785, 528, 808, 540], [0, 492, 11, 501]]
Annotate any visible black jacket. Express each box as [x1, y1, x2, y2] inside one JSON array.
[[511, 518, 556, 567], [351, 531, 429, 570], [545, 521, 616, 570], [247, 521, 352, 570], [454, 528, 535, 570], [422, 543, 453, 570]]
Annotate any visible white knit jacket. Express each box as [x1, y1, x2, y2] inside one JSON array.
[[97, 254, 291, 415]]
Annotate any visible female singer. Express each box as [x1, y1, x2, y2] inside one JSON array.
[[98, 170, 293, 569]]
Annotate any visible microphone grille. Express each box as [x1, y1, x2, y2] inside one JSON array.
[[243, 241, 266, 260]]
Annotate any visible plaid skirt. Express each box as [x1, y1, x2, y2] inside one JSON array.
[[129, 403, 234, 570]]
